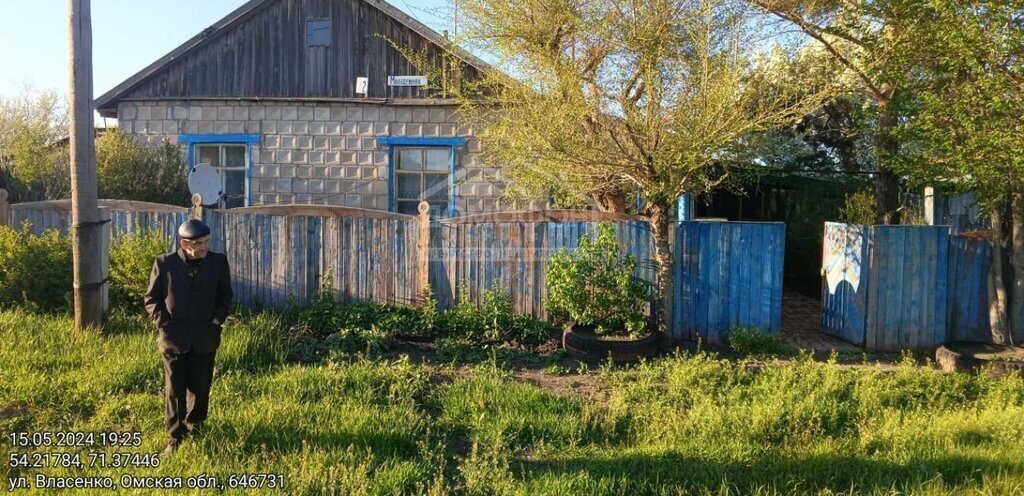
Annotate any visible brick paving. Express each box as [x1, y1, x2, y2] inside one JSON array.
[[781, 290, 861, 353]]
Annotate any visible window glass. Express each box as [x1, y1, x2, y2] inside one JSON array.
[[193, 143, 248, 208], [198, 146, 219, 167], [424, 149, 450, 171], [424, 174, 448, 201], [224, 146, 246, 167], [396, 201, 420, 215], [396, 174, 420, 199], [223, 170, 246, 208], [394, 146, 453, 218], [398, 148, 422, 170]]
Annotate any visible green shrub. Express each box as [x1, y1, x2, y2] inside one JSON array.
[[96, 130, 189, 205], [0, 224, 72, 311], [726, 327, 794, 357], [109, 229, 169, 309], [546, 223, 649, 337], [441, 288, 552, 345], [839, 190, 876, 225]]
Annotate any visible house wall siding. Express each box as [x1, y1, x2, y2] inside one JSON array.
[[118, 100, 514, 213]]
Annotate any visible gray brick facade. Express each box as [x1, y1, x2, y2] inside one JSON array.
[[117, 100, 522, 214]]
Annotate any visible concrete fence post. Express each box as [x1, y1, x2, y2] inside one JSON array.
[[0, 189, 8, 227], [417, 201, 431, 302]]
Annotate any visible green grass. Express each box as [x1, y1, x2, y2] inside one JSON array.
[[2, 308, 1023, 495]]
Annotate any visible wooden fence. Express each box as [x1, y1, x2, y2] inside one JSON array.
[[674, 221, 786, 344], [429, 210, 657, 318], [947, 236, 991, 343], [202, 206, 785, 340], [5, 198, 188, 249], [2, 192, 788, 342], [205, 206, 420, 307], [822, 223, 951, 352]]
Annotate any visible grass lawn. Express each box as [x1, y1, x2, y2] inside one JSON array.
[[1, 308, 1023, 495]]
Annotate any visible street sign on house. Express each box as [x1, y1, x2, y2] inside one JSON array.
[[387, 75, 427, 87]]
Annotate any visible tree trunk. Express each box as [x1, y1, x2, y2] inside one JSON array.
[[874, 101, 901, 225], [1010, 192, 1023, 346], [593, 183, 627, 213], [989, 207, 1010, 344], [648, 201, 674, 340]]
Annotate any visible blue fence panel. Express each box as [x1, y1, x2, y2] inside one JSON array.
[[822, 223, 950, 352], [864, 226, 949, 351], [821, 223, 870, 346], [948, 236, 992, 343], [674, 221, 786, 344]]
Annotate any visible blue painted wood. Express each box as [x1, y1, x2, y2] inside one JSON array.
[[821, 223, 870, 346], [671, 221, 786, 344], [948, 236, 992, 342], [376, 137, 467, 146], [829, 224, 952, 352]]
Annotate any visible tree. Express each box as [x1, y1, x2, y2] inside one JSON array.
[[454, 0, 832, 335], [893, 0, 1024, 344], [0, 88, 70, 201], [747, 0, 934, 224], [95, 130, 189, 205]]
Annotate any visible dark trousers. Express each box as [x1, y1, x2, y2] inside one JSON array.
[[162, 350, 216, 443]]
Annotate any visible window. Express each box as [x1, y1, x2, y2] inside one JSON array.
[[195, 144, 247, 208], [306, 19, 331, 46], [394, 146, 451, 217]]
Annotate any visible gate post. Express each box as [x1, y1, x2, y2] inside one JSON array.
[[417, 201, 431, 302]]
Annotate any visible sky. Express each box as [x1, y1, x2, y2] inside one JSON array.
[[0, 0, 453, 104]]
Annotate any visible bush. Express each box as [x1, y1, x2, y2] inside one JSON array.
[[726, 327, 794, 357], [839, 190, 876, 225], [546, 223, 649, 337], [0, 224, 72, 311], [441, 288, 552, 345], [109, 229, 169, 309], [96, 130, 189, 205]]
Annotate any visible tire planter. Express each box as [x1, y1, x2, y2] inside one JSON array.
[[936, 342, 1024, 377], [562, 323, 660, 363]]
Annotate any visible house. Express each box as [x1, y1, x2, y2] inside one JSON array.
[[95, 0, 517, 217]]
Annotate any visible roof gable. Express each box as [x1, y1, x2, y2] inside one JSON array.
[[95, 0, 489, 117]]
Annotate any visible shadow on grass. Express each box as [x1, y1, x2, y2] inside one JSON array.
[[520, 451, 1024, 494], [206, 420, 422, 460]]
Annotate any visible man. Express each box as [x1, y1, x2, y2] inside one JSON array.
[[144, 219, 232, 456]]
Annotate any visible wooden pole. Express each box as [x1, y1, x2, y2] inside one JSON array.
[[0, 189, 9, 227], [417, 201, 431, 301], [191, 193, 204, 220], [68, 0, 104, 331]]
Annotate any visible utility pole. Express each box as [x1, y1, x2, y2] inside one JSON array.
[[68, 0, 103, 331]]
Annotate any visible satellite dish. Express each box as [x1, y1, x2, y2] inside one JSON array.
[[188, 163, 222, 206]]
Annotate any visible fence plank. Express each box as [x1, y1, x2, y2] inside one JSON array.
[[673, 221, 786, 344]]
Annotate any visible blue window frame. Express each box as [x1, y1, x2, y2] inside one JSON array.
[[179, 134, 260, 208], [378, 136, 466, 217]]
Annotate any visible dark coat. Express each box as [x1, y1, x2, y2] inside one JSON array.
[[144, 249, 233, 354]]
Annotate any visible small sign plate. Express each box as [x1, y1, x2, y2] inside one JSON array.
[[355, 77, 368, 94], [387, 75, 427, 87]]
